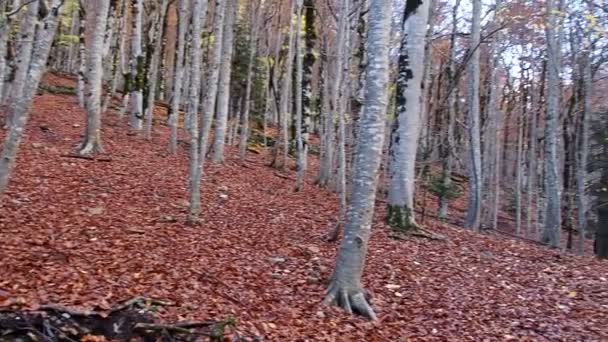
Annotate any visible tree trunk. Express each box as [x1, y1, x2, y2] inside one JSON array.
[[294, 0, 306, 190], [76, 4, 86, 107], [576, 50, 591, 254], [464, 0, 482, 231], [386, 0, 430, 231], [186, 0, 209, 223], [438, 0, 460, 220], [541, 0, 563, 248], [129, 0, 144, 130], [79, 0, 111, 155], [143, 0, 170, 140], [324, 0, 392, 319], [211, 0, 236, 164], [168, 0, 189, 154], [0, 0, 63, 198], [239, 1, 261, 162], [6, 0, 38, 111]]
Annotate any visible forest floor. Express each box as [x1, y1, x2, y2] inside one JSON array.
[[0, 74, 607, 341]]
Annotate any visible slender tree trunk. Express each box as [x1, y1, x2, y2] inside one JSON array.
[[211, 0, 236, 164], [0, 0, 63, 198], [239, 1, 261, 162], [186, 0, 209, 223], [0, 5, 13, 104], [79, 0, 111, 155], [386, 0, 430, 230], [7, 0, 38, 110], [198, 0, 226, 164], [272, 0, 295, 171], [294, 0, 306, 190], [541, 0, 563, 248], [168, 0, 189, 154], [576, 51, 591, 254], [324, 0, 392, 319], [464, 0, 482, 231], [143, 0, 170, 140], [129, 0, 144, 130], [76, 4, 86, 107], [316, 48, 334, 187], [438, 0, 460, 220]]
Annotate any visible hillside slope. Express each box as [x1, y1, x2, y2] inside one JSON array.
[[0, 79, 607, 340]]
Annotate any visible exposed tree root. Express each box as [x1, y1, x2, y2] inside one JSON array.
[[390, 225, 447, 241], [77, 141, 105, 156], [61, 154, 111, 162], [324, 283, 377, 320], [0, 297, 234, 341]]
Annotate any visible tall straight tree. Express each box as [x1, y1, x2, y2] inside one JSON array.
[[464, 0, 482, 231], [438, 0, 460, 220], [192, 0, 227, 220], [144, 0, 170, 140], [541, 0, 563, 247], [238, 0, 261, 162], [577, 45, 592, 254], [0, 0, 64, 197], [272, 0, 295, 170], [6, 0, 38, 111], [386, 0, 430, 231], [168, 0, 189, 154], [212, 0, 236, 164], [79, 0, 111, 155], [129, 0, 144, 130], [324, 0, 392, 319], [186, 0, 208, 223], [294, 0, 305, 190]]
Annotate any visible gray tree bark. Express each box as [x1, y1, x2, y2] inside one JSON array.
[[168, 0, 189, 154], [238, 0, 261, 163], [386, 0, 430, 231], [294, 0, 306, 191], [76, 3, 86, 107], [438, 0, 460, 220], [464, 0, 482, 231], [79, 0, 111, 155], [7, 0, 38, 110], [129, 0, 144, 130], [186, 0, 209, 223], [211, 0, 236, 164], [144, 0, 170, 140], [0, 0, 64, 197], [576, 48, 592, 254], [324, 0, 392, 319], [541, 0, 564, 248]]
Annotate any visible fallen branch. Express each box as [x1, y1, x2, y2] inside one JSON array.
[[0, 298, 231, 342], [61, 154, 112, 162], [390, 226, 447, 241]]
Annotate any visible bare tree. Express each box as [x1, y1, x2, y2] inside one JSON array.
[[386, 0, 431, 231], [464, 0, 482, 231], [78, 0, 111, 155], [0, 0, 64, 197], [541, 0, 564, 248], [212, 0, 236, 164], [186, 0, 209, 223], [324, 0, 392, 319]]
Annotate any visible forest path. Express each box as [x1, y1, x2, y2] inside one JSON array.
[[0, 84, 607, 340]]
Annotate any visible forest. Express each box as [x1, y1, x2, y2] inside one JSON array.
[[0, 0, 607, 340]]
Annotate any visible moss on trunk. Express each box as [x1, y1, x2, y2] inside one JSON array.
[[387, 204, 418, 232]]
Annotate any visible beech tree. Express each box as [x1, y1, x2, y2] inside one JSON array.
[[324, 0, 392, 319], [78, 0, 111, 155], [541, 0, 564, 247], [464, 0, 482, 231], [386, 0, 431, 231], [0, 0, 64, 196]]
